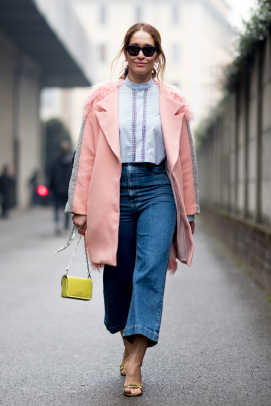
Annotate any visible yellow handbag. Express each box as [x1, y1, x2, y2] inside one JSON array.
[[57, 226, 93, 301], [61, 274, 92, 301]]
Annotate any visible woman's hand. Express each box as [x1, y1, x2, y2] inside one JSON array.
[[189, 221, 195, 234], [91, 262, 104, 269], [72, 214, 87, 235], [72, 214, 103, 268]]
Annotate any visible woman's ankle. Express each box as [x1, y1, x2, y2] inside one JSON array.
[[125, 358, 142, 372], [124, 362, 142, 384], [121, 348, 129, 365]]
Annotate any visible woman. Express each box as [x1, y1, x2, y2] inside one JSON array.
[[65, 22, 200, 397]]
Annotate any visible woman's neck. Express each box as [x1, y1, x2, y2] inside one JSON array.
[[127, 72, 153, 83], [124, 75, 153, 90]]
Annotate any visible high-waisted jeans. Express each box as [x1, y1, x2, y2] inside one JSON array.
[[103, 159, 177, 347]]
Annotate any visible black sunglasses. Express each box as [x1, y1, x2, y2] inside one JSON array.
[[125, 44, 157, 57]]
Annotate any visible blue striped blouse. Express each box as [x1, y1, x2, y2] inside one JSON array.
[[118, 76, 195, 222], [118, 76, 166, 164]]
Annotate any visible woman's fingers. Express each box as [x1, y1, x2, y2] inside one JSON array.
[[189, 221, 195, 234], [73, 218, 86, 228], [72, 214, 87, 235], [78, 227, 86, 235], [91, 262, 103, 268], [77, 222, 87, 235]]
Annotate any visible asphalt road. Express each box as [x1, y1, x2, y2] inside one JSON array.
[[0, 207, 271, 406]]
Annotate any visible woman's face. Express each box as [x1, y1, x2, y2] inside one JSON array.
[[124, 30, 159, 80]]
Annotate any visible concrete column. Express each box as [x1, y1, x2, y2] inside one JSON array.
[[0, 32, 16, 173], [244, 70, 250, 218], [248, 55, 258, 219], [16, 56, 42, 208], [0, 30, 42, 209], [262, 34, 271, 224], [234, 89, 240, 214], [256, 46, 264, 223], [228, 95, 235, 213]]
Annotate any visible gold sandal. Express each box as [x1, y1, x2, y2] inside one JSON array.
[[123, 384, 143, 397], [120, 364, 126, 376]]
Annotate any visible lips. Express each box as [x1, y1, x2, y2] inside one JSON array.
[[135, 62, 145, 67]]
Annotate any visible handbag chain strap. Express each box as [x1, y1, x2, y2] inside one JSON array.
[[57, 225, 91, 279]]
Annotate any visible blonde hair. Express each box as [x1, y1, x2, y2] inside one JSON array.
[[111, 23, 166, 81]]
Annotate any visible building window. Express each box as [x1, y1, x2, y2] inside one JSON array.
[[172, 43, 180, 63], [135, 5, 142, 22], [99, 4, 106, 24], [42, 89, 54, 108], [98, 43, 106, 63], [172, 4, 180, 24], [171, 81, 181, 89]]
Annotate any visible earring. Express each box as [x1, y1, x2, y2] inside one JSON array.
[[121, 60, 128, 69]]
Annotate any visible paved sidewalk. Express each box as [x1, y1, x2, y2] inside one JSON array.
[[0, 208, 271, 405]]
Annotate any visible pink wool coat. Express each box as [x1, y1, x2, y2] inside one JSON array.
[[65, 78, 200, 272]]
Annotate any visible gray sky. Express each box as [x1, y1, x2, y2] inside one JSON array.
[[227, 0, 258, 31]]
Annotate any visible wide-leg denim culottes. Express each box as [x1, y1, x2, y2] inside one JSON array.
[[103, 159, 177, 347]]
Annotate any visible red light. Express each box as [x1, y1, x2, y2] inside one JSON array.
[[36, 185, 48, 197]]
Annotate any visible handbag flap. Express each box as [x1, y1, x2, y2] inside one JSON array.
[[61, 275, 92, 300]]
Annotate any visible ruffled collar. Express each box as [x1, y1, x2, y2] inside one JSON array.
[[124, 76, 154, 90]]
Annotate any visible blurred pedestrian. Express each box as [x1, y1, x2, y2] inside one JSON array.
[[28, 169, 42, 206], [0, 164, 13, 219], [49, 140, 73, 235], [65, 23, 200, 397]]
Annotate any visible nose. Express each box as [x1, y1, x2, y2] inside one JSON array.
[[138, 49, 145, 58]]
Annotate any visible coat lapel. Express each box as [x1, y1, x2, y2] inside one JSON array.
[[154, 79, 185, 171], [94, 78, 184, 169], [94, 80, 123, 162]]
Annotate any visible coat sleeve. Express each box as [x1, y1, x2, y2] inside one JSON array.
[[64, 110, 96, 215], [179, 116, 200, 216]]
